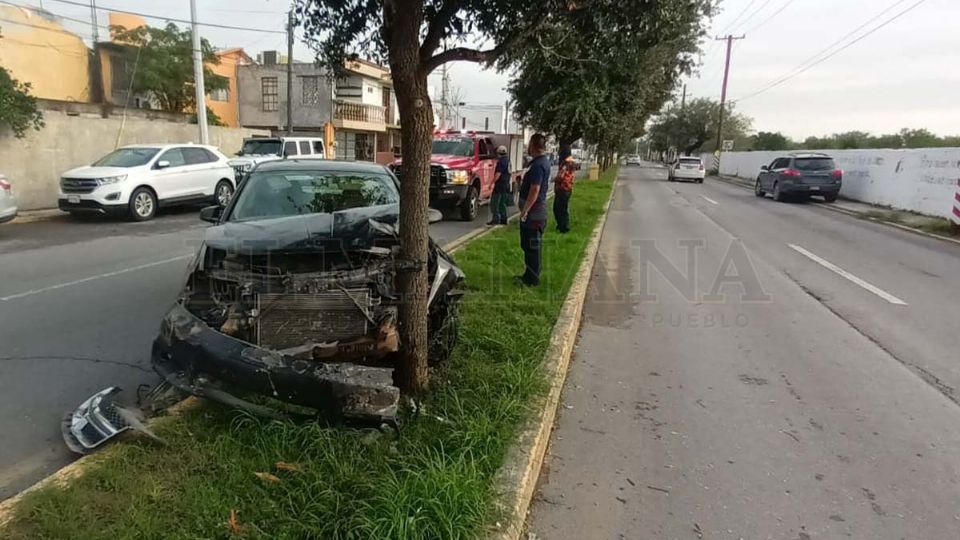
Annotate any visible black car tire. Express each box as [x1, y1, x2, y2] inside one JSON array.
[[460, 183, 479, 221], [772, 182, 787, 202], [754, 178, 765, 197], [214, 180, 234, 206], [128, 187, 158, 221], [822, 193, 838, 203]]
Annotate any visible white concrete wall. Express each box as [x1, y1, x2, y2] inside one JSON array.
[[1, 109, 267, 211], [719, 148, 960, 219]]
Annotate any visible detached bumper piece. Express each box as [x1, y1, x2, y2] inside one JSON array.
[[62, 387, 140, 454], [153, 303, 400, 424]]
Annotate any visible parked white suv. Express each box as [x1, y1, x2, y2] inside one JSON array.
[[228, 136, 326, 181], [58, 144, 236, 221], [0, 174, 18, 224]]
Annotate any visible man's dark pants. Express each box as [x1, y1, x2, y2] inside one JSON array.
[[520, 219, 545, 285], [491, 192, 509, 224], [553, 190, 571, 233]]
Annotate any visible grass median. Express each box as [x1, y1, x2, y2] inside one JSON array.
[[2, 167, 617, 540]]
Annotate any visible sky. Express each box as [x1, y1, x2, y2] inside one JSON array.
[[13, 0, 960, 140]]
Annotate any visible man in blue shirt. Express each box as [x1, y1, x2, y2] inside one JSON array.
[[517, 133, 551, 286], [487, 145, 511, 226]]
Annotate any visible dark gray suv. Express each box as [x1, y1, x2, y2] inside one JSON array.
[[754, 153, 842, 203]]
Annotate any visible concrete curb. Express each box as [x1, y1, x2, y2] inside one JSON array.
[[710, 175, 960, 247], [0, 219, 514, 527], [8, 209, 63, 225], [488, 176, 617, 540]]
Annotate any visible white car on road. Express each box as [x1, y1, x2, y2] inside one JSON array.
[[667, 156, 705, 183], [228, 136, 326, 182], [59, 144, 236, 221], [0, 174, 18, 224]]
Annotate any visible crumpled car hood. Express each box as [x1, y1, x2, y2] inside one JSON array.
[[204, 204, 399, 255]]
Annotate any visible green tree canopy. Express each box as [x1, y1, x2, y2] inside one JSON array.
[[647, 98, 752, 155], [751, 131, 792, 151], [0, 29, 43, 138], [111, 23, 227, 113]]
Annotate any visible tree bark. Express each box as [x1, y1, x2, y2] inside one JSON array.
[[383, 0, 433, 394]]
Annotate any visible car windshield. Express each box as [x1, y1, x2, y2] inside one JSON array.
[[92, 147, 159, 167], [240, 139, 283, 156], [229, 170, 400, 222], [795, 157, 836, 171], [432, 138, 474, 157]]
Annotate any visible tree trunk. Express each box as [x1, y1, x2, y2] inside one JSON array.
[[383, 0, 432, 394]]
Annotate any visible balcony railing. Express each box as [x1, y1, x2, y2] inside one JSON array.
[[334, 100, 385, 125]]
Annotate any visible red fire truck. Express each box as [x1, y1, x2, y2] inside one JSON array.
[[393, 130, 527, 221]]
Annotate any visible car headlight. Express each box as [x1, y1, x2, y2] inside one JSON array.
[[97, 175, 127, 185], [445, 169, 469, 185]]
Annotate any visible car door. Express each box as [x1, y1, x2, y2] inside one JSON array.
[[477, 138, 496, 198], [151, 147, 194, 201], [182, 147, 222, 197], [763, 158, 783, 190]]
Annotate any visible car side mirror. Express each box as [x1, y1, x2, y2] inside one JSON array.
[[156, 160, 171, 169], [760, 165, 769, 171], [199, 205, 223, 223]]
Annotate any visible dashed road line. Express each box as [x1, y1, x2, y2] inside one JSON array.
[[787, 244, 907, 305]]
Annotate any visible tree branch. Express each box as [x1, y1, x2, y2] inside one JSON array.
[[419, 0, 462, 62], [422, 10, 549, 74]]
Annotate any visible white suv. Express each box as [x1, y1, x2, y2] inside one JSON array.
[[228, 136, 326, 181], [59, 144, 236, 221]]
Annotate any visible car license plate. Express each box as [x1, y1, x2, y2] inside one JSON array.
[[809, 186, 820, 191], [68, 195, 80, 204]]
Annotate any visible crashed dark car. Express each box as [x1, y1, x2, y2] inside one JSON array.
[[64, 160, 465, 452], [155, 159, 464, 422]]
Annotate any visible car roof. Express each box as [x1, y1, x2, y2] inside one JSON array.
[[254, 159, 389, 174], [121, 143, 219, 151], [788, 152, 832, 158]]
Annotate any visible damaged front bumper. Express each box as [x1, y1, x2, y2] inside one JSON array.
[[152, 303, 400, 423], [62, 387, 143, 454]]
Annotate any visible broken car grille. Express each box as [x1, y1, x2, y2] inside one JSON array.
[[256, 289, 378, 350]]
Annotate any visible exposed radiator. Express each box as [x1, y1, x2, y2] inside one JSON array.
[[256, 289, 377, 350]]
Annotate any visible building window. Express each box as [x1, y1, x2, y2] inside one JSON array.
[[261, 77, 278, 111], [209, 87, 229, 102], [302, 76, 321, 106]]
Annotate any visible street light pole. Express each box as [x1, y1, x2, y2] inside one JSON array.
[[189, 0, 209, 144]]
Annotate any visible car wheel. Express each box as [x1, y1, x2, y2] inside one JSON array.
[[214, 180, 234, 206], [754, 178, 765, 197], [822, 193, 838, 203], [772, 182, 787, 202], [128, 187, 157, 221], [460, 183, 479, 221]]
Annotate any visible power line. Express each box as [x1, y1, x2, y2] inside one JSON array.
[[728, 0, 775, 33], [44, 0, 285, 34], [742, 0, 798, 35], [733, 0, 929, 103], [0, 0, 108, 31], [719, 0, 759, 36]]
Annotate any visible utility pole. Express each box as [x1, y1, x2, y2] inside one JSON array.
[[189, 0, 209, 144], [286, 9, 294, 135], [714, 34, 744, 152], [681, 83, 686, 111], [440, 64, 448, 129], [89, 0, 99, 41]]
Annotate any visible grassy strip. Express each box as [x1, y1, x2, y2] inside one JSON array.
[[3, 169, 617, 540]]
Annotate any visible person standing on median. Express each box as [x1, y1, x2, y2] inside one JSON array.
[[553, 146, 576, 233], [487, 145, 511, 226], [517, 133, 551, 287]]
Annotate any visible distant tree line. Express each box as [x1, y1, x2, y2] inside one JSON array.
[[751, 128, 960, 151]]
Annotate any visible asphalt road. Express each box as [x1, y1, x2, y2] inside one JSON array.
[[0, 201, 514, 500], [528, 165, 960, 539]]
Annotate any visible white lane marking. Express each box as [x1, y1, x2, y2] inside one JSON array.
[[0, 254, 194, 301], [787, 244, 907, 305], [701, 195, 719, 205]]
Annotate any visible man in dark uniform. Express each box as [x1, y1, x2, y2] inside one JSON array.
[[517, 133, 551, 286], [487, 145, 511, 226]]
